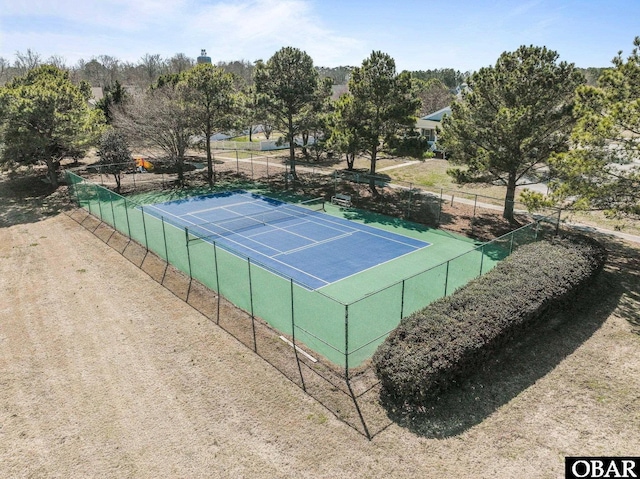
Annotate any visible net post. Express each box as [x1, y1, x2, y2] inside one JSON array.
[[248, 258, 257, 352]]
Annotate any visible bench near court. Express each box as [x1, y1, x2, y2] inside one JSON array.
[[331, 194, 352, 207]]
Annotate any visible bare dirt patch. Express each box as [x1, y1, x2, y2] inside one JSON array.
[[1, 169, 639, 478]]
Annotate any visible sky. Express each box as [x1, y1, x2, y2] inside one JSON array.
[[0, 0, 638, 72]]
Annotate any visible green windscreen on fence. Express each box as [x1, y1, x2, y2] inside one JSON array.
[[403, 262, 448, 317], [347, 281, 404, 367], [66, 170, 558, 369], [250, 264, 295, 336], [292, 285, 346, 365], [446, 247, 484, 295], [214, 243, 253, 313], [186, 238, 218, 291]]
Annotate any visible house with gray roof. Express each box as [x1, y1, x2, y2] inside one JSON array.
[[415, 106, 451, 157]]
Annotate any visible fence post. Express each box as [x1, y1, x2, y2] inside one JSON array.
[[290, 279, 306, 392], [96, 187, 105, 221], [248, 258, 257, 352], [109, 193, 118, 231], [213, 241, 221, 324], [509, 230, 515, 254], [123, 198, 132, 240], [479, 244, 485, 276], [86, 184, 94, 216], [236, 150, 239, 174], [437, 188, 443, 225], [160, 217, 170, 283], [400, 280, 405, 319], [344, 304, 350, 381], [140, 206, 150, 252], [444, 260, 450, 296], [185, 227, 193, 301]]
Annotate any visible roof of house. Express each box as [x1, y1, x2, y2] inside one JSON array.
[[420, 106, 452, 122]]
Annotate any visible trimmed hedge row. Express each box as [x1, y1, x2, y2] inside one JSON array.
[[373, 235, 607, 406]]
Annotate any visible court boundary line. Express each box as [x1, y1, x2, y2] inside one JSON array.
[[178, 213, 332, 288], [145, 191, 432, 290], [316, 241, 433, 292]]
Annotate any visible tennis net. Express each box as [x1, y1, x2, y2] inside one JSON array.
[[187, 197, 325, 242]]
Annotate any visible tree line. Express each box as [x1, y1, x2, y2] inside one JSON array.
[[0, 50, 471, 90], [0, 42, 638, 221]]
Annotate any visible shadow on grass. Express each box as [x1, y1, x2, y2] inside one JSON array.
[[379, 236, 637, 439]]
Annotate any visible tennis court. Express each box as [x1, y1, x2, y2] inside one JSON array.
[[145, 190, 431, 290], [69, 170, 547, 366]]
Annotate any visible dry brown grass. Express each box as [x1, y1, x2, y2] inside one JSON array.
[[1, 166, 639, 478]]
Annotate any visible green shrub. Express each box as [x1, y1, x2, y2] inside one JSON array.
[[373, 235, 607, 406]]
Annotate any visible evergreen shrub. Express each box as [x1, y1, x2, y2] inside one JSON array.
[[373, 235, 607, 406]]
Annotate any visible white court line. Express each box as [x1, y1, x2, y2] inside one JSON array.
[[317, 241, 433, 290], [185, 198, 263, 217], [273, 231, 354, 257], [147, 194, 429, 289], [301, 212, 427, 249], [186, 215, 330, 287]]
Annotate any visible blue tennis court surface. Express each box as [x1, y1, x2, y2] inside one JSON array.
[[145, 190, 431, 289]]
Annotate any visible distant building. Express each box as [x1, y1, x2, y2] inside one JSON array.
[[415, 106, 452, 157], [197, 49, 212, 64]]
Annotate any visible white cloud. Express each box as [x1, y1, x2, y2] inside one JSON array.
[[0, 0, 364, 66], [187, 0, 364, 65]]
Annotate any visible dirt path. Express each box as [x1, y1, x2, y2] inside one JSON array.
[[1, 171, 639, 478]]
